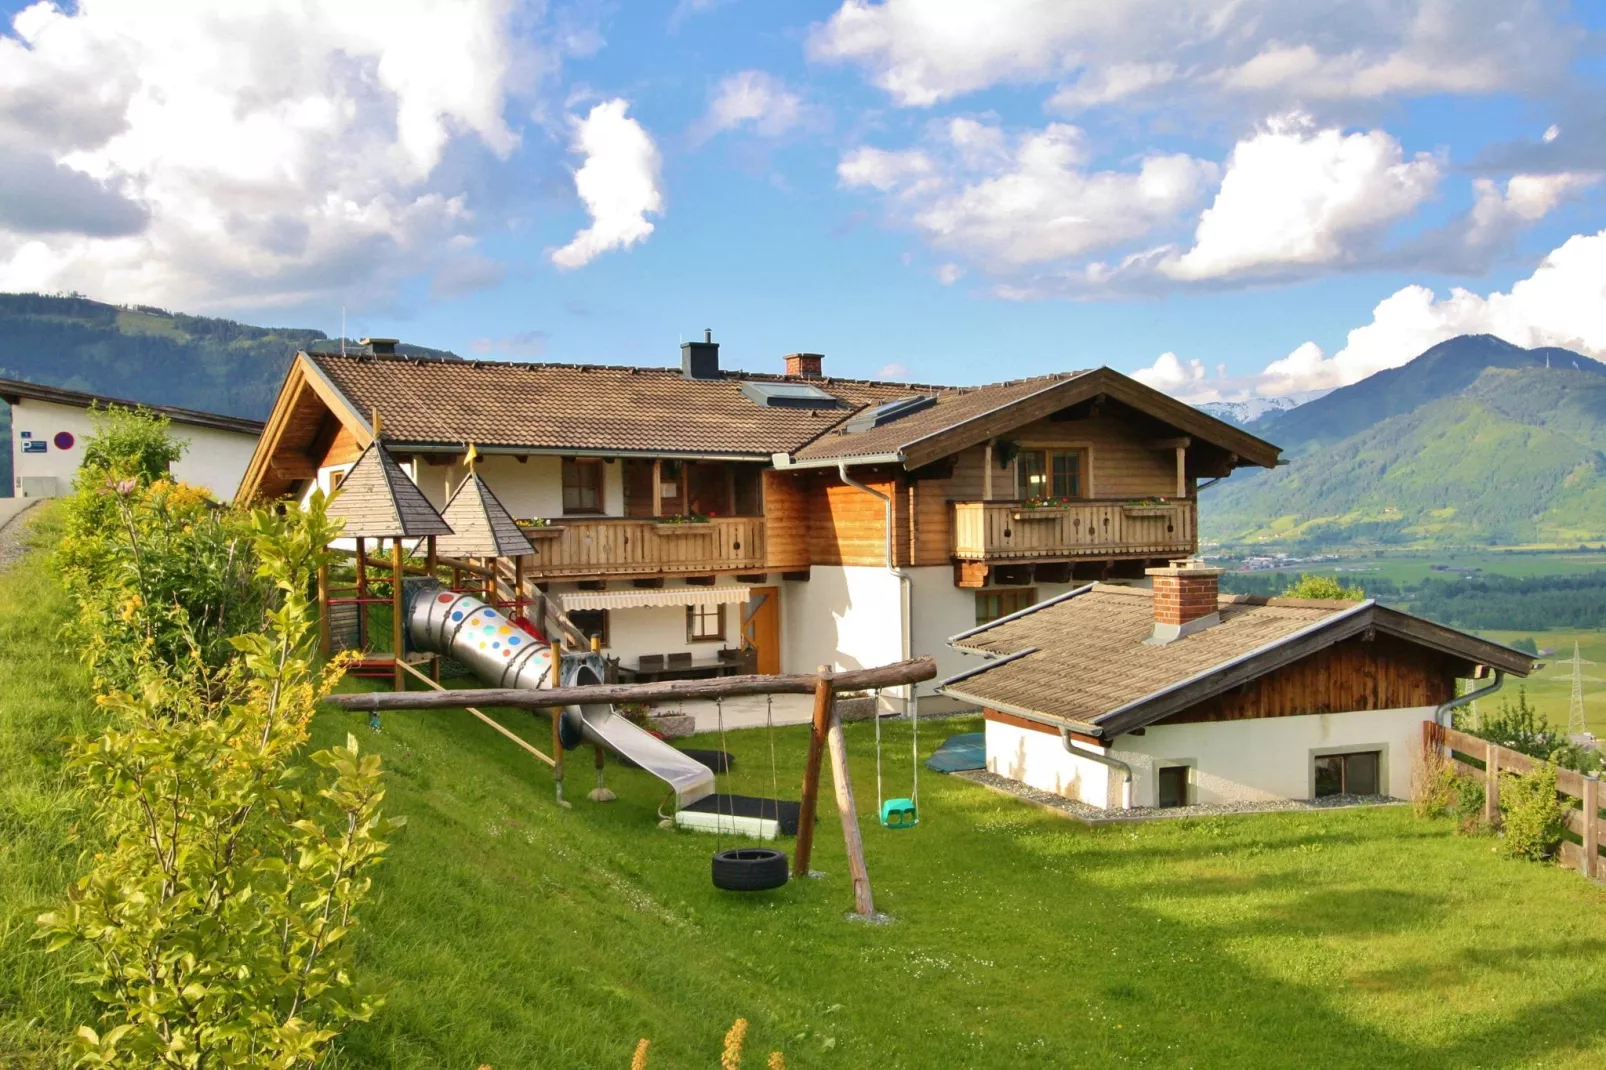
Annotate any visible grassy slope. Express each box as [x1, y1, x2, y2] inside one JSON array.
[[6, 521, 1606, 1066]]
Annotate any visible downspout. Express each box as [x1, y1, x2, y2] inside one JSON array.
[[838, 461, 914, 714], [1434, 670, 1505, 729], [1061, 729, 1134, 810]]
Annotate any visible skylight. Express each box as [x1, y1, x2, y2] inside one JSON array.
[[842, 395, 937, 433], [740, 381, 843, 409]]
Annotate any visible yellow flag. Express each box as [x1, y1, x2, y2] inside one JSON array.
[[465, 442, 480, 471]]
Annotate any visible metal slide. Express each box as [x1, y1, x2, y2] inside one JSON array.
[[405, 584, 715, 807]]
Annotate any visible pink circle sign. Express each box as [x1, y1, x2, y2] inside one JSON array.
[[54, 431, 75, 450]]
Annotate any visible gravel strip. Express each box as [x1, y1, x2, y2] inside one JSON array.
[[0, 500, 42, 572], [955, 768, 1403, 825]]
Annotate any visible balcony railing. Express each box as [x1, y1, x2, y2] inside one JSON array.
[[951, 500, 1195, 562], [516, 516, 766, 579]]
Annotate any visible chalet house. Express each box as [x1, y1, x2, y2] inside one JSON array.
[[940, 560, 1536, 808], [3, 378, 264, 500], [236, 336, 1281, 710]]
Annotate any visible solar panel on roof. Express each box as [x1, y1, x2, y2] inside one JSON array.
[[739, 381, 844, 408]]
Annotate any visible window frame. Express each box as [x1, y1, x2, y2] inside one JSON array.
[[1312, 748, 1384, 798], [567, 608, 609, 649], [561, 457, 606, 515], [1016, 447, 1085, 500], [974, 587, 1037, 626], [1156, 765, 1190, 808], [686, 603, 726, 643]]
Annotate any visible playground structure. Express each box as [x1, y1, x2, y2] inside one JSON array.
[[318, 440, 937, 915]]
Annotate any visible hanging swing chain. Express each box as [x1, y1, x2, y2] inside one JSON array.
[[714, 694, 728, 855], [874, 686, 884, 813], [765, 693, 781, 827]]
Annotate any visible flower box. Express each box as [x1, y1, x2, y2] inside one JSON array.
[[1121, 505, 1175, 518], [520, 524, 566, 539], [1011, 508, 1069, 521], [653, 522, 712, 534]]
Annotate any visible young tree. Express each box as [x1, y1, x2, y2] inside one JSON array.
[[1282, 573, 1365, 600]]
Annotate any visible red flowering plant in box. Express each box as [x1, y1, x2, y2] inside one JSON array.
[[1022, 495, 1075, 509]]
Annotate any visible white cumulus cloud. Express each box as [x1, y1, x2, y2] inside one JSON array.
[[0, 0, 525, 311], [550, 99, 665, 270], [808, 0, 1575, 110], [839, 119, 1216, 271], [1165, 115, 1441, 281]]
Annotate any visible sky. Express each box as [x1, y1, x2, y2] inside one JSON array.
[[0, 0, 1603, 401]]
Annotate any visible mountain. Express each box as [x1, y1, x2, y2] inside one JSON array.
[[0, 293, 457, 494], [1203, 336, 1606, 549], [1242, 334, 1591, 451], [1195, 392, 1325, 427]]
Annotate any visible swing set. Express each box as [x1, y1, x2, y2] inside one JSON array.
[[331, 656, 939, 917]]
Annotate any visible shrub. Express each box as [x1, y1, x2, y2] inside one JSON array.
[[1454, 775, 1488, 835], [1282, 573, 1365, 600], [39, 482, 402, 1066], [1498, 762, 1569, 861], [1477, 688, 1603, 775], [78, 403, 186, 487], [1412, 743, 1458, 819]]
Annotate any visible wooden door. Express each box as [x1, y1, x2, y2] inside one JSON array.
[[742, 586, 781, 675]]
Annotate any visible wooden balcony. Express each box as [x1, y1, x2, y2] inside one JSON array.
[[517, 516, 766, 580], [951, 500, 1196, 563]]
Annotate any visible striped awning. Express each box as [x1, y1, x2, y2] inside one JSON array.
[[560, 585, 752, 612]]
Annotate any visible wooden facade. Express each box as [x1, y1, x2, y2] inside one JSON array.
[[1154, 636, 1458, 727]]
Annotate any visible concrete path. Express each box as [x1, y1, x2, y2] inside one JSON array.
[[671, 693, 816, 733], [0, 498, 42, 571]]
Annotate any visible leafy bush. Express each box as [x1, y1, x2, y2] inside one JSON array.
[[1454, 775, 1488, 834], [1477, 688, 1602, 775], [79, 403, 187, 487], [37, 411, 401, 1067], [1498, 762, 1570, 861], [1282, 573, 1365, 600]]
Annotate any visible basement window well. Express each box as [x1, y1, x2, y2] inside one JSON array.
[[1314, 750, 1380, 797]]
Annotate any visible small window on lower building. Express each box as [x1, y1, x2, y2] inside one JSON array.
[[568, 609, 609, 648], [975, 587, 1036, 625], [687, 603, 726, 642], [1314, 750, 1381, 797], [1157, 765, 1189, 808]]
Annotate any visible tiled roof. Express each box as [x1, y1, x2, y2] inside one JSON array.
[[326, 442, 454, 538], [0, 376, 265, 436], [944, 584, 1535, 734], [308, 353, 930, 457], [947, 585, 1347, 728], [790, 373, 1086, 461], [436, 472, 534, 557]]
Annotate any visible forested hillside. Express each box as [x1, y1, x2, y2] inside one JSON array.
[[0, 293, 456, 494], [1203, 336, 1606, 549]]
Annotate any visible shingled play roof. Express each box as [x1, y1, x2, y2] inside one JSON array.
[[941, 584, 1534, 738], [435, 472, 534, 557], [325, 442, 454, 539]]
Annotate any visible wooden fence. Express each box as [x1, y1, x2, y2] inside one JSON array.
[[1423, 722, 1603, 879]]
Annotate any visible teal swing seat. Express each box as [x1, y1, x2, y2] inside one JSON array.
[[872, 689, 921, 829], [880, 797, 918, 828]]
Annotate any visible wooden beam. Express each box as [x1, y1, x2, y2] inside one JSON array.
[[982, 440, 994, 500], [793, 667, 835, 878], [398, 660, 553, 767], [632, 577, 665, 589], [684, 574, 717, 587], [955, 561, 989, 589], [317, 563, 331, 657], [326, 656, 937, 713], [1584, 776, 1600, 880], [1148, 436, 1192, 450], [652, 458, 662, 518], [392, 539, 406, 691], [827, 706, 875, 916], [1175, 445, 1187, 498]]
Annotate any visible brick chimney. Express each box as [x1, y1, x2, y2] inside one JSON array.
[[1145, 558, 1223, 644], [784, 352, 823, 378]]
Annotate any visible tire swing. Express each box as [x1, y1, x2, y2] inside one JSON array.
[[710, 694, 790, 893]]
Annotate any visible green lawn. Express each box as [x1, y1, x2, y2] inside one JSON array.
[[6, 514, 1606, 1067]]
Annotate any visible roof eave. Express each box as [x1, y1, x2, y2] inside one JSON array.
[[769, 450, 906, 470]]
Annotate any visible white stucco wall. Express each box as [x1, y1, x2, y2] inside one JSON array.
[[987, 705, 1432, 808], [781, 565, 903, 680], [11, 398, 260, 500]]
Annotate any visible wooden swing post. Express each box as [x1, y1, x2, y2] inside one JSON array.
[[827, 704, 875, 916], [792, 666, 835, 878], [391, 538, 406, 691]]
